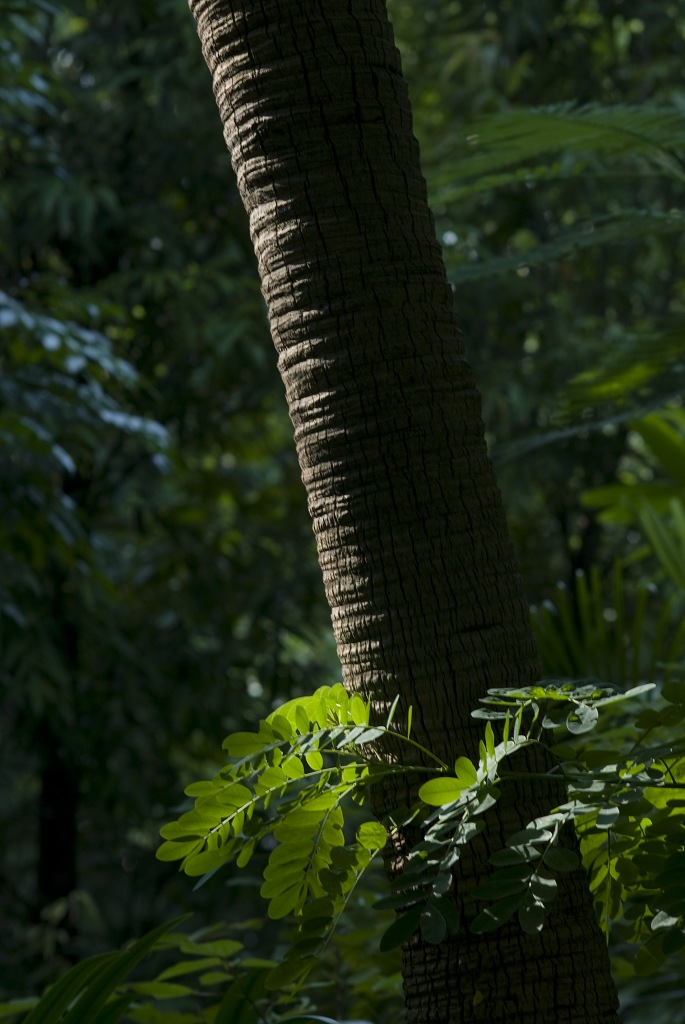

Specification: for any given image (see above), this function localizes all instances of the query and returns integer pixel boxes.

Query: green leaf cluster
[378,722,513,948]
[401,693,588,939]
[10,676,685,1020]
[158,685,394,988]
[468,681,685,971]
[158,676,685,973]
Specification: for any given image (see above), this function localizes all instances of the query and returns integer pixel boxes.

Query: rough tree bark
[188,1,620,1020]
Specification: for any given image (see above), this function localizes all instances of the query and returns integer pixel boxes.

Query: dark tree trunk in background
[188,1,620,1020]
[36,720,79,907]
[36,579,80,913]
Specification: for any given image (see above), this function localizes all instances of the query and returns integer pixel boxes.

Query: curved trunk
[188,1,620,1020]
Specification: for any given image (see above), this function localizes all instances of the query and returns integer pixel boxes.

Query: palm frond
[432,104,685,192]
[493,332,685,465]
[530,562,685,686]
[582,483,683,525]
[634,499,685,591]
[562,325,685,418]
[434,164,671,205]
[582,411,685,530]
[449,209,684,285]
[493,397,685,466]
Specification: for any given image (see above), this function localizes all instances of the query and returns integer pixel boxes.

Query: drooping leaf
[518,897,548,935]
[542,847,580,873]
[470,893,524,934]
[420,905,448,945]
[379,907,423,952]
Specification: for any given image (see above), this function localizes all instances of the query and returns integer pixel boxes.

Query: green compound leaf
[295,704,311,734]
[634,938,665,977]
[662,681,685,706]
[374,891,424,912]
[282,755,305,779]
[489,846,530,867]
[157,676,685,974]
[505,828,553,847]
[350,694,369,725]
[304,750,324,771]
[270,714,294,740]
[471,708,510,720]
[431,895,461,934]
[530,872,558,903]
[595,807,620,830]
[318,868,346,895]
[157,956,221,981]
[264,956,315,991]
[267,885,305,921]
[129,980,193,999]
[184,781,218,798]
[236,838,256,868]
[662,930,685,955]
[156,839,202,863]
[651,910,680,931]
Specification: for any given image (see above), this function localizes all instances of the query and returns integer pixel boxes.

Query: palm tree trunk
[188,1,620,1020]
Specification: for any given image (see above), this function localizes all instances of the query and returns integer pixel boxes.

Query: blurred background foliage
[0,0,336,993]
[1,0,685,1021]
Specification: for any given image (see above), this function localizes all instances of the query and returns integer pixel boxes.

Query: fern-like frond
[492,402,685,466]
[434,164,670,204]
[562,324,685,418]
[493,328,685,465]
[449,209,684,285]
[432,104,685,191]
[634,499,685,591]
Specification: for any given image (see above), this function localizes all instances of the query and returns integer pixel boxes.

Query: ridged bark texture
[188,1,621,1021]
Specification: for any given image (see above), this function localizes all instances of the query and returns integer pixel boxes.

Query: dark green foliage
[0,0,333,988]
[582,409,685,595]
[0,916,322,1024]
[392,2,685,595]
[530,559,685,685]
[433,104,685,195]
